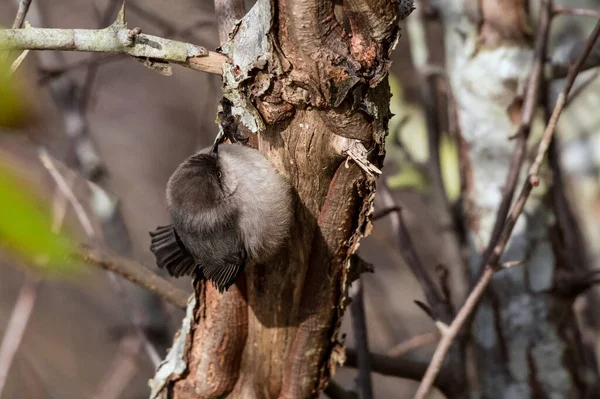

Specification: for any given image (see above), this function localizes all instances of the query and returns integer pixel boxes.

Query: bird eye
[217,171,222,178]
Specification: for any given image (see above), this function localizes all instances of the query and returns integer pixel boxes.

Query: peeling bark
[149,0,413,398]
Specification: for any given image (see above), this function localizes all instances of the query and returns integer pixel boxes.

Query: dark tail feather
[149,225,197,277]
[202,261,245,293]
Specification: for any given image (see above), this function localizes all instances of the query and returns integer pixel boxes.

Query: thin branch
[349,278,373,399]
[0,6,227,75]
[378,183,451,323]
[387,331,438,357]
[343,349,452,395]
[372,206,401,221]
[9,47,29,73]
[6,1,33,72]
[81,246,189,311]
[324,380,358,399]
[38,147,95,238]
[413,17,600,399]
[554,6,600,19]
[530,20,600,181]
[11,0,32,29]
[0,276,40,396]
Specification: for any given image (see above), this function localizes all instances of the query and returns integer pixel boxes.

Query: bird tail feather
[149,225,198,277]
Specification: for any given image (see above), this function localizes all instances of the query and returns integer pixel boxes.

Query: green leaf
[0,165,79,276]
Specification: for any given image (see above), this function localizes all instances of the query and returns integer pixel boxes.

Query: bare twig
[82,246,189,310]
[344,349,452,395]
[372,206,401,221]
[9,47,29,73]
[324,380,358,399]
[554,6,600,19]
[38,147,95,238]
[11,0,32,29]
[6,0,33,71]
[413,17,600,399]
[215,0,246,45]
[530,20,600,182]
[0,276,40,396]
[378,183,451,323]
[0,6,227,75]
[349,278,373,399]
[387,331,438,357]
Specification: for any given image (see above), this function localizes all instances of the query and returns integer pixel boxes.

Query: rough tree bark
[149,0,413,398]
[439,0,600,397]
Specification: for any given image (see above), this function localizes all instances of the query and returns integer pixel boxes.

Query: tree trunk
[149,0,413,398]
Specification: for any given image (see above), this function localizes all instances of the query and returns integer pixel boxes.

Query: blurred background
[1,0,600,398]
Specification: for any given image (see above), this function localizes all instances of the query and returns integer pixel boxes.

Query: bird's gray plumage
[150,143,293,292]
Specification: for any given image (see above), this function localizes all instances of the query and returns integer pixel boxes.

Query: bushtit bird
[149,143,293,292]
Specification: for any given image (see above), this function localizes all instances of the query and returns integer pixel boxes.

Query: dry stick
[413,17,600,399]
[0,276,40,396]
[372,206,401,221]
[82,246,188,310]
[6,0,33,71]
[37,13,212,85]
[349,277,373,399]
[344,349,452,391]
[11,0,32,29]
[554,6,600,18]
[0,7,227,75]
[379,183,449,323]
[387,331,438,358]
[38,148,95,236]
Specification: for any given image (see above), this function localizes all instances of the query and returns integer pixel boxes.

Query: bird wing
[192,220,247,293]
[149,225,200,278]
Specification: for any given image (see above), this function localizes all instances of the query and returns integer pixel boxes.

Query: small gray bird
[149,142,293,292]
